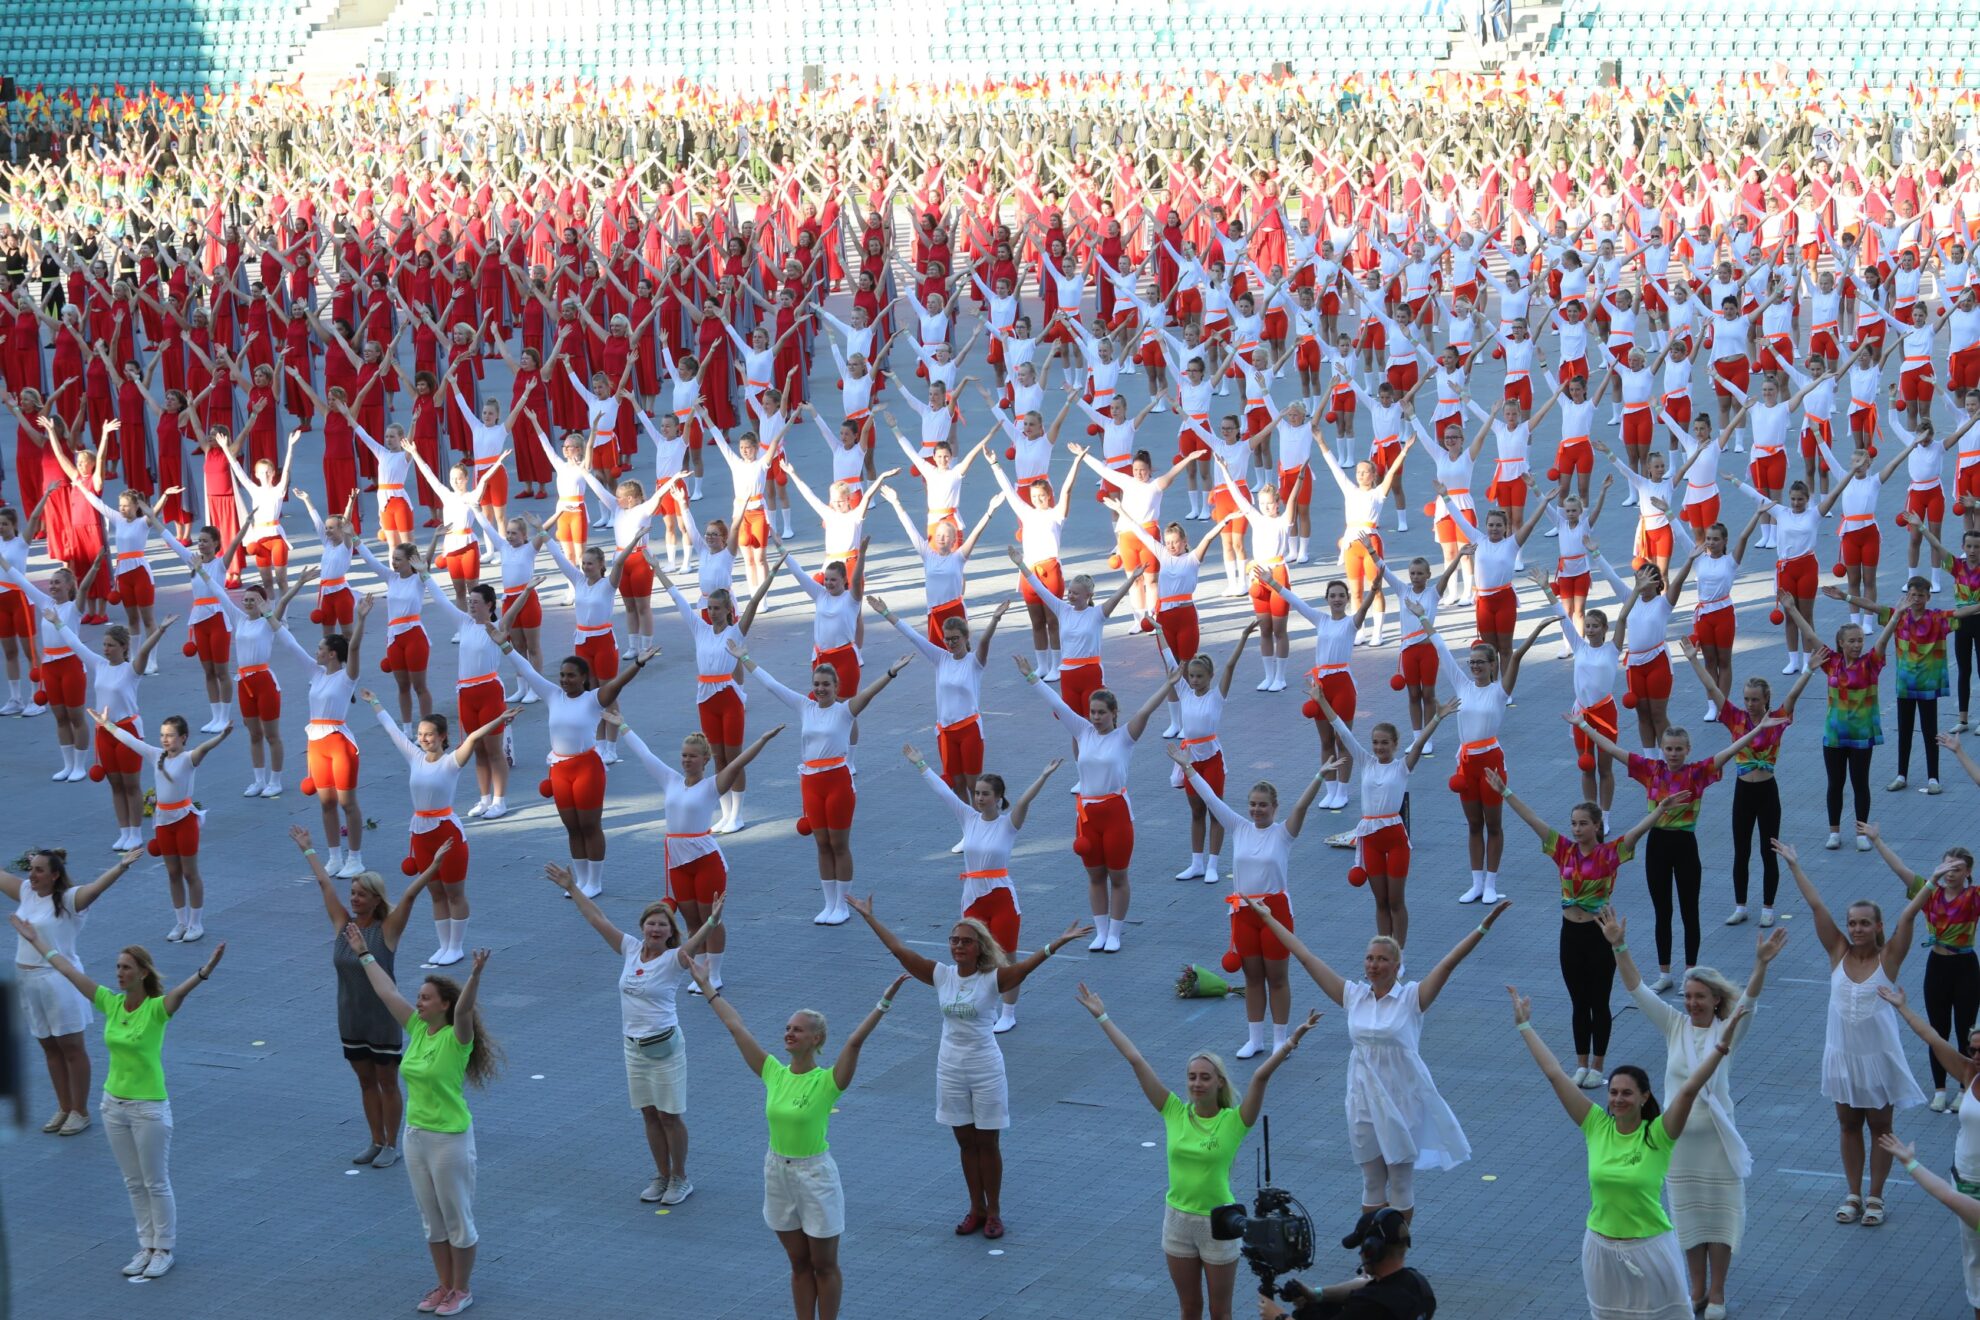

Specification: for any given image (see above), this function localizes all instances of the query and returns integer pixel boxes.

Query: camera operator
[1257,1209,1434,1320]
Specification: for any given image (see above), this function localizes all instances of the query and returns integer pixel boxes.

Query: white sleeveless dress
[1342,980,1470,1171]
[1820,960,1924,1110]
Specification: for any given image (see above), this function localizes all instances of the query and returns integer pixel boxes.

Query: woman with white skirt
[1778,837,1929,1228]
[542,864,721,1205]
[1507,983,1745,1320]
[1878,1132,1980,1320]
[1602,907,1787,1319]
[1244,897,1508,1219]
[844,892,1087,1240]
[1879,984,1980,1317]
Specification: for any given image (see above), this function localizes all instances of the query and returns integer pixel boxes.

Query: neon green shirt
[401,1021,474,1133]
[763,1057,843,1157]
[1161,1093,1253,1215]
[1582,1106,1675,1238]
[92,986,169,1101]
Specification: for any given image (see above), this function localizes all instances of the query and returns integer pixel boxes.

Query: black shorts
[341,1039,404,1065]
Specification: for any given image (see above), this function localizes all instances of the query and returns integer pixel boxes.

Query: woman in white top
[90,709,232,941]
[62,429,159,640]
[1778,837,1929,1229]
[351,538,436,729]
[6,845,140,1136]
[52,614,172,851]
[359,692,516,967]
[292,488,359,637]
[210,571,309,798]
[499,635,657,898]
[1247,897,1508,1220]
[1734,477,1824,673]
[1605,909,1784,1318]
[407,447,509,628]
[1880,984,1980,1313]
[1013,653,1174,952]
[1673,510,1766,724]
[1165,626,1255,884]
[614,714,782,980]
[726,638,910,925]
[222,426,301,596]
[653,560,778,835]
[846,892,1088,1241]
[870,595,1011,805]
[1011,545,1139,751]
[544,539,639,761]
[876,488,998,646]
[268,595,372,876]
[990,454,1078,676]
[1169,752,1325,1059]
[543,866,723,1206]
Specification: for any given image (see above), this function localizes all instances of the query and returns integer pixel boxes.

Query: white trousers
[404,1125,479,1248]
[102,1095,175,1250]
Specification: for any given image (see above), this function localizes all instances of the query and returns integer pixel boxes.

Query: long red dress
[200,440,246,586]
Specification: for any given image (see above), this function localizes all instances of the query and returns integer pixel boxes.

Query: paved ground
[4,271,1974,1320]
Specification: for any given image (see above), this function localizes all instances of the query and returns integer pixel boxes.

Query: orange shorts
[306,730,361,793]
[38,654,86,707]
[1073,792,1134,871]
[1158,603,1200,662]
[409,820,469,884]
[1277,466,1313,507]
[698,685,746,745]
[1475,584,1517,637]
[1249,561,1290,617]
[937,716,986,779]
[1358,823,1411,880]
[380,496,415,535]
[191,613,231,665]
[1116,528,1157,576]
[1398,641,1438,688]
[438,542,481,583]
[502,584,542,629]
[237,668,281,721]
[1574,697,1620,762]
[94,718,142,775]
[799,765,856,831]
[964,886,1021,959]
[1342,534,1383,586]
[1680,494,1720,531]
[618,546,654,600]
[478,465,510,507]
[248,532,291,568]
[1019,559,1065,607]
[1635,523,1675,565]
[1435,506,1477,546]
[552,508,588,545]
[1230,891,1294,960]
[1210,483,1250,533]
[1627,651,1673,702]
[151,813,200,858]
[1692,607,1734,649]
[668,851,728,905]
[382,628,431,675]
[737,508,769,550]
[547,749,607,813]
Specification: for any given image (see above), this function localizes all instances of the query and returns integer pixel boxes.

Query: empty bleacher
[0,0,313,97]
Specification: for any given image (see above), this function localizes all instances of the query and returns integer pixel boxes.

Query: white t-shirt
[618,934,691,1037]
[934,961,1003,1064]
[15,887,85,966]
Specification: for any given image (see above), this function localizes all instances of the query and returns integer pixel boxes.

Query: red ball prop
[1621,691,1638,709]
[181,642,199,657]
[31,688,46,705]
[1301,699,1322,720]
[27,665,39,682]
[380,656,397,673]
[1004,446,1017,461]
[106,589,122,607]
[1347,866,1369,887]
[1577,753,1596,772]
[401,858,420,876]
[537,778,555,798]
[1108,554,1123,570]
[1422,502,1437,517]
[1832,562,1847,578]
[1546,467,1561,481]
[146,838,162,856]
[309,608,325,624]
[1894,511,1910,529]
[87,764,106,783]
[1219,950,1244,974]
[1139,617,1155,634]
[1324,410,1338,424]
[1769,609,1786,626]
[300,776,317,796]
[796,816,814,836]
[1447,774,1466,793]
[1388,673,1407,691]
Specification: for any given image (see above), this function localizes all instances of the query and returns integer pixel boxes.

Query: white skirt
[1581,1229,1692,1320]
[624,1033,687,1114]
[1668,1124,1745,1251]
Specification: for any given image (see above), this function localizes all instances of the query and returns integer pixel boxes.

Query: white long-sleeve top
[1742,484,1821,561]
[1622,593,1674,665]
[375,707,465,834]
[788,473,869,558]
[356,428,415,513]
[421,580,507,685]
[74,485,151,579]
[1027,676,1135,800]
[899,436,967,518]
[918,765,1021,908]
[1026,568,1105,665]
[224,602,280,680]
[1282,588,1359,674]
[884,612,984,728]
[1816,439,1883,532]
[503,649,606,758]
[1693,552,1736,617]
[1428,632,1509,748]
[273,625,358,739]
[1088,461,1163,532]
[621,729,723,868]
[897,517,968,610]
[161,530,230,627]
[61,626,141,722]
[451,388,512,483]
[750,664,854,770]
[301,503,356,595]
[223,448,287,537]
[353,541,429,640]
[1555,596,1619,712]
[992,464,1068,564]
[1378,563,1441,650]
[1129,525,1202,611]
[1329,718,1410,831]
[1448,512,1519,593]
[547,540,620,646]
[1174,685,1224,765]
[663,581,744,703]
[102,724,199,824]
[783,551,859,653]
[1184,767,1294,899]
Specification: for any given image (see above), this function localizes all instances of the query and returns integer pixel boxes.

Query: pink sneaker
[435,1291,474,1316]
[417,1285,450,1313]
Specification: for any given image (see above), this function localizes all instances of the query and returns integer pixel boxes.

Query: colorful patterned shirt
[1946,554,1980,609]
[1626,754,1724,832]
[1718,703,1791,776]
[1877,605,1952,700]
[1546,829,1635,913]
[1821,649,1885,749]
[1906,874,1980,952]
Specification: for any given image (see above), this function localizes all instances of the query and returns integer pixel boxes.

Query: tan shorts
[1162,1204,1240,1264]
[763,1149,845,1239]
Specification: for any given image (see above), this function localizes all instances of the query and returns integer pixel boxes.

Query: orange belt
[194,596,219,609]
[576,621,614,637]
[667,830,710,841]
[1459,737,1501,759]
[939,713,980,734]
[1179,735,1218,750]
[238,663,270,677]
[1158,593,1194,610]
[1311,663,1348,676]
[1841,512,1876,531]
[156,798,191,813]
[459,671,499,687]
[379,483,405,494]
[388,614,421,628]
[803,756,848,772]
[961,867,1010,881]
[320,576,347,590]
[116,550,145,562]
[1059,654,1099,669]
[697,673,733,684]
[308,718,347,729]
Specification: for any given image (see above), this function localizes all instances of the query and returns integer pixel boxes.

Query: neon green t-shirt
[1161,1093,1253,1215]
[92,986,169,1101]
[1582,1105,1675,1238]
[763,1057,843,1158]
[401,1021,474,1133]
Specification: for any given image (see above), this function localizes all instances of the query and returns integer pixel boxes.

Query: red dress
[511,368,553,487]
[154,409,190,526]
[115,377,154,497]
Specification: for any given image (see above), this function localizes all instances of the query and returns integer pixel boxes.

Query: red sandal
[983,1216,1006,1240]
[954,1212,984,1236]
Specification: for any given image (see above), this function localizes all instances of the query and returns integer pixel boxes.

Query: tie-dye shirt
[1546,830,1636,913]
[1905,874,1980,952]
[1820,649,1885,749]
[1626,755,1724,832]
[1876,605,1951,700]
[1718,702,1792,776]
[1946,554,1980,609]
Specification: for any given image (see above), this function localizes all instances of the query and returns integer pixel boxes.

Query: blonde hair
[1683,966,1741,1019]
[1367,934,1403,964]
[794,1008,828,1048]
[1248,780,1280,810]
[120,945,165,997]
[953,917,1012,969]
[351,871,393,925]
[682,732,713,760]
[1187,1051,1240,1111]
[636,901,681,947]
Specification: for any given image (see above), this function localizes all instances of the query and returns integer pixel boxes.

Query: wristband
[1025,671,1039,684]
[912,759,928,771]
[877,999,893,1012]
[1474,924,1489,936]
[1096,1012,1111,1024]
[358,953,376,966]
[1613,942,1628,953]
[303,847,318,857]
[198,969,209,980]
[1516,1021,1536,1034]
[1905,1158,1921,1173]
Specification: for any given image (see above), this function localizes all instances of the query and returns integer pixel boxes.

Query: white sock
[448,917,466,956]
[1271,1022,1290,1051]
[1483,871,1499,898]
[251,766,268,789]
[705,952,724,985]
[1469,869,1485,892]
[345,850,363,872]
[1245,1020,1267,1051]
[1033,649,1049,673]
[174,905,190,929]
[834,880,853,912]
[433,918,449,956]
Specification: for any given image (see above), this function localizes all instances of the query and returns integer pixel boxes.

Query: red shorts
[1277,465,1314,507]
[1295,339,1322,372]
[1371,437,1404,479]
[1615,408,1649,454]
[0,589,27,638]
[548,748,606,812]
[1554,440,1593,476]
[1182,750,1226,805]
[1850,406,1879,442]
[94,718,142,775]
[248,533,291,568]
[1960,465,1980,506]
[1019,558,1065,607]
[502,584,542,630]
[1435,505,1477,546]
[1558,357,1589,385]
[1635,523,1675,565]
[1749,452,1787,492]
[1386,361,1420,395]
[383,628,432,675]
[1059,661,1104,721]
[1952,346,1980,393]
[1230,891,1294,960]
[698,684,746,745]
[1840,524,1881,567]
[668,851,728,906]
[1777,552,1818,600]
[799,765,856,831]
[152,813,200,858]
[115,565,155,608]
[380,496,415,535]
[1158,603,1200,662]
[1680,494,1720,531]
[39,654,86,707]
[1692,606,1735,648]
[317,586,356,627]
[1626,651,1673,703]
[1343,534,1383,587]
[1249,561,1290,617]
[1574,697,1619,762]
[1907,485,1947,526]
[439,542,481,583]
[1665,395,1692,431]
[192,613,231,665]
[1116,529,1157,577]
[1811,328,1841,361]
[1756,335,1794,374]
[812,642,859,698]
[964,886,1021,958]
[1475,584,1516,637]
[737,508,768,550]
[1073,792,1134,871]
[1901,364,1935,405]
[306,730,361,793]
[1210,482,1250,532]
[1358,320,1387,352]
[237,668,281,722]
[1488,472,1531,508]
[1454,744,1505,804]
[1398,640,1438,688]
[1712,356,1750,399]
[458,677,505,735]
[1320,290,1341,315]
[1313,668,1357,723]
[937,715,986,779]
[1357,823,1411,880]
[409,820,469,884]
[478,465,510,507]
[577,633,620,683]
[1554,571,1591,600]
[618,546,654,601]
[1504,376,1534,411]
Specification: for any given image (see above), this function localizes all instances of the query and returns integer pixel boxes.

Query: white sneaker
[334,854,366,878]
[820,907,849,926]
[1759,908,1777,927]
[1482,884,1501,904]
[640,1176,669,1202]
[243,779,265,797]
[520,689,541,704]
[167,921,187,943]
[1725,906,1748,925]
[1176,859,1206,880]
[65,765,88,782]
[1255,675,1273,692]
[481,800,508,820]
[182,922,204,943]
[1856,834,1872,851]
[51,763,69,782]
[0,698,20,716]
[660,1177,693,1205]
[1457,880,1485,904]
[1887,775,1908,791]
[814,905,837,926]
[141,1251,174,1279]
[1235,1037,1266,1060]
[1924,779,1944,795]
[123,1249,153,1277]
[600,744,622,765]
[467,800,489,819]
[993,1009,1017,1034]
[21,702,45,717]
[1650,973,1674,992]
[1161,720,1181,739]
[1931,1090,1952,1113]
[1824,832,1842,850]
[1704,703,1718,723]
[1102,931,1122,953]
[259,780,283,797]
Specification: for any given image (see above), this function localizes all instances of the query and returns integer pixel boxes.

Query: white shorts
[624,1033,687,1114]
[1162,1204,1241,1264]
[1581,1228,1691,1320]
[20,963,90,1038]
[935,1055,1010,1130]
[763,1149,845,1239]
[1963,1210,1980,1307]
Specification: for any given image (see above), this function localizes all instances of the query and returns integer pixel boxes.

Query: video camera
[1208,1116,1316,1299]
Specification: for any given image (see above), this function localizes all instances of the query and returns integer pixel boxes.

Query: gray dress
[333,922,402,1059]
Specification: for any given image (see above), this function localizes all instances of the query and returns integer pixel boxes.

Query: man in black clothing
[1261,1208,1434,1320]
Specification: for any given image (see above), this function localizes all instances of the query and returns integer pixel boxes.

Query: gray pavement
[2,285,1970,1320]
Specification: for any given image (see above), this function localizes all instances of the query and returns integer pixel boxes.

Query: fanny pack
[630,1027,679,1060]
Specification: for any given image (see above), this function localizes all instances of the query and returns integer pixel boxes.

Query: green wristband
[1905,1158,1921,1174]
[1516,1021,1536,1034]
[1096,1012,1111,1024]
[303,847,317,857]
[1613,943,1628,953]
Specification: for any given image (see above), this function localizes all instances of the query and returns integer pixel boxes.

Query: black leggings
[1824,745,1874,830]
[1730,776,1782,907]
[1896,696,1942,780]
[1925,950,1980,1090]
[1559,917,1616,1059]
[1957,617,1980,716]
[1644,827,1702,969]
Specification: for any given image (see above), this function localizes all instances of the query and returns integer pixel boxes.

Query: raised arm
[843,894,938,984]
[1239,896,1347,1005]
[1416,900,1512,1011]
[1510,985,1595,1124]
[831,973,911,1092]
[1073,984,1171,1112]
